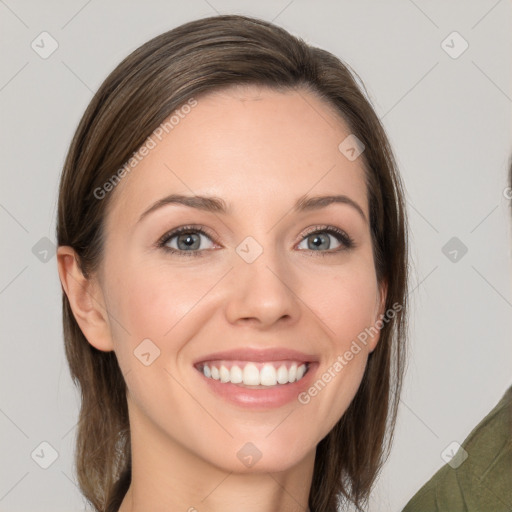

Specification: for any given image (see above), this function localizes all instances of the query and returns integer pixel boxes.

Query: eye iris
[178,233,200,250]
[309,233,330,250]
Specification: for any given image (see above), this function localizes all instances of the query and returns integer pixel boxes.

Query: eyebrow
[137,193,367,223]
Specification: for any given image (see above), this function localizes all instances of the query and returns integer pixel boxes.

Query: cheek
[104,258,227,380]
[311,262,380,346]
[103,263,214,426]
[108,261,207,341]
[298,263,380,431]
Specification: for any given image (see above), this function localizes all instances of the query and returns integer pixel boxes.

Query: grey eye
[165,231,215,252]
[297,232,342,251]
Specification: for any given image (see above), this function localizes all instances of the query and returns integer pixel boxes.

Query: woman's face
[90,85,385,473]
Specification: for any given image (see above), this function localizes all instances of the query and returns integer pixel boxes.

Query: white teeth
[201,361,309,387]
[288,363,297,383]
[219,365,230,383]
[276,364,288,384]
[260,364,277,386]
[243,363,260,385]
[230,365,243,383]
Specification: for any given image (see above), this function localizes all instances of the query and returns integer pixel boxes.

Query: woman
[56,14,408,512]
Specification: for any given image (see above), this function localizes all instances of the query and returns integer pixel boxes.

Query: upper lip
[194,347,319,365]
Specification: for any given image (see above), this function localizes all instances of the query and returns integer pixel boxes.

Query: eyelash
[156,224,355,258]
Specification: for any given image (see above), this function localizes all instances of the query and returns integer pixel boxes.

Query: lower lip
[196,364,317,409]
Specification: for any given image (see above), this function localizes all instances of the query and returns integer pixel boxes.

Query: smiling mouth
[195,360,310,388]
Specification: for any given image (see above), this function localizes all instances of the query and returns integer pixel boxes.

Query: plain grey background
[1,1,511,511]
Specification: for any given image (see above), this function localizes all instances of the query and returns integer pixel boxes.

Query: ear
[368,280,388,353]
[57,246,114,352]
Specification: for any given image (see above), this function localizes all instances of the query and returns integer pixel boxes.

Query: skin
[57,85,386,512]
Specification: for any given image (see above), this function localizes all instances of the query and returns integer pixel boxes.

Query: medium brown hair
[56,14,408,512]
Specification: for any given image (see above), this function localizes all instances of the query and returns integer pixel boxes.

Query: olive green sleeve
[401,384,512,512]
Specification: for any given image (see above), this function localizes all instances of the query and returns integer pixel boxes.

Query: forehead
[105,85,369,228]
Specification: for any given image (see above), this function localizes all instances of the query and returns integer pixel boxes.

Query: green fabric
[402,384,512,512]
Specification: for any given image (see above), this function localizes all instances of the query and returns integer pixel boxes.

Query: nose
[224,246,301,328]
